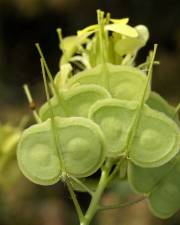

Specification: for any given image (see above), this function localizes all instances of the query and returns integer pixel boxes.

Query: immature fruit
[90,99,180,167]
[39,84,111,120]
[68,63,149,101]
[17,117,106,185]
[128,156,180,218]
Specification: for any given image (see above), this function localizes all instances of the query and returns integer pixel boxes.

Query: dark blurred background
[0,1,179,225]
[0,0,180,122]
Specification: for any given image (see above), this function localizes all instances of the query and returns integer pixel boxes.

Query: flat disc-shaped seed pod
[148,156,180,218]
[17,120,62,185]
[39,84,111,120]
[17,117,106,184]
[57,117,106,177]
[89,99,137,157]
[129,105,180,167]
[147,91,179,124]
[68,63,148,101]
[39,98,66,120]
[65,85,111,117]
[128,160,175,194]
[68,64,104,87]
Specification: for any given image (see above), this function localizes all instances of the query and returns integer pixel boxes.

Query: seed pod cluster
[17,10,180,219]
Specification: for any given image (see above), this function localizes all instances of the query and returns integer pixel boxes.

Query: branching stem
[98,197,146,211]
[66,179,84,222]
[81,161,113,225]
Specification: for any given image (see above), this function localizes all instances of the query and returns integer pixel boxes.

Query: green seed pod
[148,156,180,218]
[17,117,106,185]
[90,99,180,166]
[147,91,179,124]
[129,105,180,167]
[39,84,111,120]
[17,120,61,185]
[128,160,175,194]
[58,117,106,177]
[68,63,149,101]
[89,98,137,157]
[128,155,180,218]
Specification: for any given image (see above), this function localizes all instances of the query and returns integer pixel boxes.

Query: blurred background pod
[0,123,22,190]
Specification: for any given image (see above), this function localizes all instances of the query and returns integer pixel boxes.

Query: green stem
[81,161,112,225]
[66,179,84,223]
[23,84,41,123]
[98,197,146,211]
[71,176,94,196]
[35,43,69,115]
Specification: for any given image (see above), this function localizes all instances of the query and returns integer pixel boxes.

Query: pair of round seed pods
[128,155,180,219]
[90,95,180,218]
[17,117,106,185]
[127,91,180,218]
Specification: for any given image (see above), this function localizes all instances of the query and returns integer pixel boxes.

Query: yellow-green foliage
[0,123,21,190]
